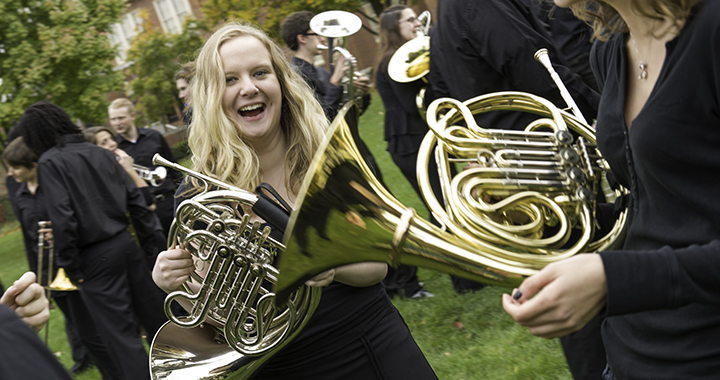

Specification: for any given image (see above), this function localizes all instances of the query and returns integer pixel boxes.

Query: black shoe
[70,361,92,374]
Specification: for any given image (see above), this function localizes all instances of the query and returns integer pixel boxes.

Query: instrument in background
[272,50,628,305]
[388,35,431,120]
[416,10,432,37]
[36,221,78,345]
[37,221,77,292]
[534,48,588,125]
[133,163,167,187]
[148,155,321,380]
[311,10,368,113]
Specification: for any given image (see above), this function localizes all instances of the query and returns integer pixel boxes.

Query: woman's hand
[502,253,607,339]
[304,262,388,288]
[152,246,195,293]
[0,272,50,332]
[114,148,135,171]
[38,221,53,245]
[305,269,335,287]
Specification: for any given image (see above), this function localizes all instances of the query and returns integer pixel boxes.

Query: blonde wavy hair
[188,21,327,197]
[569,0,704,40]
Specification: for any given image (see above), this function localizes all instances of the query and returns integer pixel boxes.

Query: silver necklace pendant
[638,63,648,80]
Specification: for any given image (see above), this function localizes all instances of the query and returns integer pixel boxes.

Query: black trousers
[154,194,176,241]
[55,293,122,380]
[76,231,167,380]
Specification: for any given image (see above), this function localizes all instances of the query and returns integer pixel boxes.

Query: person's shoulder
[139,127,163,137]
[690,0,720,32]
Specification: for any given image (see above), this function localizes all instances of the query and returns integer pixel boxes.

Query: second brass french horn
[273,51,627,305]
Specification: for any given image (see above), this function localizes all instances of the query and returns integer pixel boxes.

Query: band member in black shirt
[3,137,120,379]
[108,97,181,239]
[16,101,167,380]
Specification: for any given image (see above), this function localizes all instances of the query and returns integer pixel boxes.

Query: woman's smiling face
[220,35,283,146]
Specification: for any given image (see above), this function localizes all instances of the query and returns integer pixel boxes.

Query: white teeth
[240,103,263,112]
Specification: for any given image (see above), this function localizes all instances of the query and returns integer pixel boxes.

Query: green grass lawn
[0,93,572,379]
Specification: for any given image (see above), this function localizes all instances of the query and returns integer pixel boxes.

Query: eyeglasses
[302,32,318,36]
[399,17,419,25]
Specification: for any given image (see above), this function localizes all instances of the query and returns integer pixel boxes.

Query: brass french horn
[272,50,627,305]
[148,156,321,380]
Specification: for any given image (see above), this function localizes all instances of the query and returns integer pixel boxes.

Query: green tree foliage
[124,13,209,127]
[0,0,125,141]
[200,0,369,42]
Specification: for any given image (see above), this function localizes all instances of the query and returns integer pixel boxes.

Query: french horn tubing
[148,155,321,380]
[273,50,628,306]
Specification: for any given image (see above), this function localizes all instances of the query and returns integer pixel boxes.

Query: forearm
[333,262,388,287]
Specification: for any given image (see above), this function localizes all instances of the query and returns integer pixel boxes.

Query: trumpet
[132,163,167,187]
[148,154,321,380]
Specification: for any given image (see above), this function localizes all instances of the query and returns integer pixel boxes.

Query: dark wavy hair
[83,126,116,145]
[376,5,409,69]
[17,101,82,157]
[569,0,705,40]
[280,11,315,51]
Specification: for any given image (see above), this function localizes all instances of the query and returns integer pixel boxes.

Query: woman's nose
[239,79,259,97]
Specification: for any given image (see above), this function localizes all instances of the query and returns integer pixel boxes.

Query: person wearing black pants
[3,136,120,379]
[16,101,168,380]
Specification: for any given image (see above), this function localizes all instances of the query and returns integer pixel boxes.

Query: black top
[13,184,48,283]
[36,134,158,281]
[116,126,181,196]
[428,0,599,130]
[592,0,720,378]
[291,56,343,121]
[0,305,72,379]
[375,57,428,155]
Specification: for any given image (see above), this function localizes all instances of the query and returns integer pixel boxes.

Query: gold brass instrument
[148,154,321,380]
[272,51,628,305]
[388,35,431,120]
[37,221,77,292]
[311,10,368,112]
[37,221,77,345]
[416,10,432,37]
[133,163,167,187]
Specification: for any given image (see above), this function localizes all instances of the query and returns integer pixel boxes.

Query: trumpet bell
[46,268,78,292]
[310,10,362,38]
[388,36,430,83]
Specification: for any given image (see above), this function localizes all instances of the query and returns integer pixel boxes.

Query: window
[109,10,143,64]
[153,0,192,34]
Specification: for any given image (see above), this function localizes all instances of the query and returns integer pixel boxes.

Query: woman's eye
[225,77,237,84]
[254,70,267,78]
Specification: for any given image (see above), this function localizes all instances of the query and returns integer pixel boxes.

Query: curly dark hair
[569,0,705,41]
[280,11,315,51]
[16,101,82,157]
